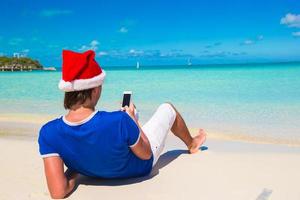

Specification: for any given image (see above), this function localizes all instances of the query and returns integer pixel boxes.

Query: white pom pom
[58,80,73,92]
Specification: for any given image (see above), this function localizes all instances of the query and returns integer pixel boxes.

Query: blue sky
[0,0,300,67]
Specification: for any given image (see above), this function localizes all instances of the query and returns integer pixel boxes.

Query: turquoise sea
[1,62,300,143]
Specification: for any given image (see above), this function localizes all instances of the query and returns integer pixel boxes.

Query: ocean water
[1,63,300,143]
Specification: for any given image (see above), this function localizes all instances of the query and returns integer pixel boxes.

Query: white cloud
[243,40,254,45]
[240,35,263,46]
[159,50,192,58]
[129,49,144,56]
[90,40,99,51]
[96,49,193,59]
[79,40,100,51]
[79,45,88,51]
[119,27,128,33]
[90,40,99,47]
[98,51,108,56]
[280,13,300,28]
[40,9,73,17]
[292,31,300,37]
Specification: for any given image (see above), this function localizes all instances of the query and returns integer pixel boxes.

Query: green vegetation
[0,56,43,71]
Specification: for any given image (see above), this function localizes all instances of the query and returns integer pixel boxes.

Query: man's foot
[189,129,207,154]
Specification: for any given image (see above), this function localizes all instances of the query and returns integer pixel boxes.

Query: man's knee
[159,102,177,128]
[159,102,172,109]
[163,102,176,111]
[162,102,172,107]
[158,102,177,118]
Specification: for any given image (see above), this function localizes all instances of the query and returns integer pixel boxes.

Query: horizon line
[51,60,300,69]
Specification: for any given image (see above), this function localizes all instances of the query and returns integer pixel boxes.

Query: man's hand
[123,102,138,122]
[122,102,152,160]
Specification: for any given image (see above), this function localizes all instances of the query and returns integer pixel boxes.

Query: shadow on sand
[67,146,208,197]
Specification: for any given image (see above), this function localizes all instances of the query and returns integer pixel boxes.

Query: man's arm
[124,103,152,160]
[130,127,152,160]
[43,156,78,199]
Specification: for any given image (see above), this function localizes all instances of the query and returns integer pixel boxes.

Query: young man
[38,50,206,199]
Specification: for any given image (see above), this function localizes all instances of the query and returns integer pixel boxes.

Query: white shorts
[142,103,177,166]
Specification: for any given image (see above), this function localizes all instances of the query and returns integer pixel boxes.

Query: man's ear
[91,87,98,97]
[92,86,101,97]
[96,86,102,95]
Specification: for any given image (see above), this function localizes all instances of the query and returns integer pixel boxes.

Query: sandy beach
[1,119,300,200]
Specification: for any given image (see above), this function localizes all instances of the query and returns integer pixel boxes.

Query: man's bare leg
[168,103,206,154]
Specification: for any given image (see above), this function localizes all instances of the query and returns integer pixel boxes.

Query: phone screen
[122,93,131,107]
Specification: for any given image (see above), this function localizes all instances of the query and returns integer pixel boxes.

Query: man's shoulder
[39,117,61,135]
[98,110,127,120]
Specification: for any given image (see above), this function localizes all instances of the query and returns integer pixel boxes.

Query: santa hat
[58,50,106,92]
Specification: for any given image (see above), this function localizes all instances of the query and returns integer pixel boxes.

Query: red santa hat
[58,50,106,92]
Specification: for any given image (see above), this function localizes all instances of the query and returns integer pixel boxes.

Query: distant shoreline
[0,56,49,72]
[1,60,299,72]
[102,60,300,69]
[0,68,56,72]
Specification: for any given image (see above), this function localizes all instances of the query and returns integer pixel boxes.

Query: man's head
[64,86,102,110]
[58,50,106,110]
[58,50,106,92]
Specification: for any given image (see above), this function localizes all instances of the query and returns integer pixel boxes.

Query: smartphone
[122,91,132,107]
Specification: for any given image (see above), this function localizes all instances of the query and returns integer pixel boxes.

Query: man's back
[38,110,153,178]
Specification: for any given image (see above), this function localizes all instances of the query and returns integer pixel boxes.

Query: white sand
[1,132,300,200]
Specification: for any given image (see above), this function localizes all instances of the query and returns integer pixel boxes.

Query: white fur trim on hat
[58,70,106,92]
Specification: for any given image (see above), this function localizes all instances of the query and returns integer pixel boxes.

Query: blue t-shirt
[38,111,153,178]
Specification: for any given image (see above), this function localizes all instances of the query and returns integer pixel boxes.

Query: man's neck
[65,106,95,123]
